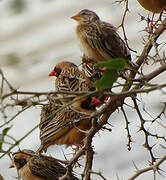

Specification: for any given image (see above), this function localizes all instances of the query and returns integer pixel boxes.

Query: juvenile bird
[9,149,78,180]
[49,61,97,104]
[71,9,137,70]
[137,0,166,28]
[37,96,98,154]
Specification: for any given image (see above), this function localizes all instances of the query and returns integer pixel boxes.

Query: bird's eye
[54,68,61,77]
[81,12,86,15]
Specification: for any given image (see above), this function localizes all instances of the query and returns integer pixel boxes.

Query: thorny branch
[117,0,137,53]
[132,98,156,164]
[129,154,166,180]
[121,105,132,151]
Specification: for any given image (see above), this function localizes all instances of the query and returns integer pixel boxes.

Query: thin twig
[128,155,166,180]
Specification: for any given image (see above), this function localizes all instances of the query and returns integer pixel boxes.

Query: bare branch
[129,155,166,180]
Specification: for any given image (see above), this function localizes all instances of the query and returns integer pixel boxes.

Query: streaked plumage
[49,61,96,104]
[9,149,78,180]
[37,96,97,153]
[71,9,137,69]
[82,55,103,83]
[40,95,62,130]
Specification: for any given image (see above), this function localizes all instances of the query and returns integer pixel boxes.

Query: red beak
[90,97,101,106]
[9,162,15,168]
[71,14,80,21]
[49,70,57,76]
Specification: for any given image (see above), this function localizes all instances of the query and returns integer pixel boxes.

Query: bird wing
[84,21,131,61]
[40,103,57,129]
[82,55,103,82]
[40,108,81,142]
[29,156,66,179]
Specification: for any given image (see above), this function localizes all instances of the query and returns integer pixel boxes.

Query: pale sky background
[0,0,166,180]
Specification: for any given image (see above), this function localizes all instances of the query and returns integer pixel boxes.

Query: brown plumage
[137,0,166,13]
[37,96,97,153]
[82,55,103,83]
[71,9,137,69]
[39,96,62,131]
[49,61,96,104]
[137,0,166,29]
[9,149,78,180]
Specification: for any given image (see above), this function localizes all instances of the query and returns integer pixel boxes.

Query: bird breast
[19,164,44,180]
[137,0,166,13]
[76,24,106,61]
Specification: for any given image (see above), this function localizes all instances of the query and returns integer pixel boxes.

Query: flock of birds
[8,2,166,180]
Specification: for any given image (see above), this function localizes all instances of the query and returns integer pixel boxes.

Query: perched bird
[82,55,103,83]
[9,149,78,180]
[49,61,97,104]
[71,9,137,70]
[39,95,62,131]
[137,0,166,28]
[37,96,98,154]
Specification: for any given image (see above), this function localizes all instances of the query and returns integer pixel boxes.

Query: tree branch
[129,154,166,180]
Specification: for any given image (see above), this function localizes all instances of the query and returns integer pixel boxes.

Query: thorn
[132,160,139,170]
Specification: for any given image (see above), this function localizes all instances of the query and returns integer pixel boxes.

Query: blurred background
[0,0,166,179]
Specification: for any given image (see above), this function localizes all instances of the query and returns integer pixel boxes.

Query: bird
[49,61,97,105]
[9,149,78,180]
[37,96,98,154]
[82,55,103,83]
[71,9,137,70]
[137,0,166,28]
[81,55,108,103]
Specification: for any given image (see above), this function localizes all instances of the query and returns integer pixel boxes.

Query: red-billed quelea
[49,61,97,104]
[9,149,78,180]
[37,96,98,153]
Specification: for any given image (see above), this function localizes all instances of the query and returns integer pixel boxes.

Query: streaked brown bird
[82,55,103,83]
[81,55,109,103]
[137,0,166,28]
[9,149,78,180]
[39,95,62,131]
[49,61,97,104]
[71,9,136,70]
[37,96,98,154]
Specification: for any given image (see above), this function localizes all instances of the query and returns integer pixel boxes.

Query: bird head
[49,61,76,77]
[9,149,34,170]
[72,96,101,114]
[71,9,99,24]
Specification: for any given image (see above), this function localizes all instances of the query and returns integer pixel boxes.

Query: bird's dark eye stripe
[14,157,20,163]
[14,158,27,169]
[54,68,61,77]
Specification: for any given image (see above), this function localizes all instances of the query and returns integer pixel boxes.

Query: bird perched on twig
[71,9,137,70]
[9,149,78,180]
[137,0,166,29]
[49,61,98,105]
[37,96,98,154]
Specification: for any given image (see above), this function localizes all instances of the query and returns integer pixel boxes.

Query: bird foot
[150,22,157,32]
